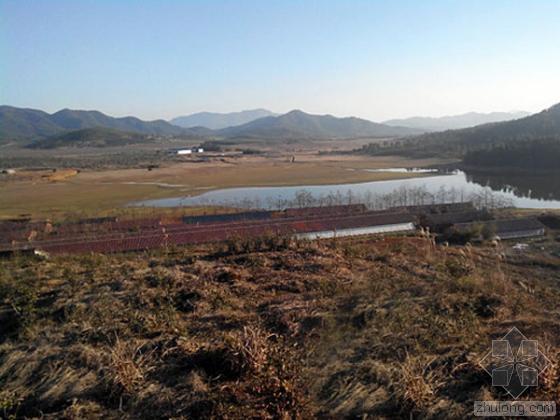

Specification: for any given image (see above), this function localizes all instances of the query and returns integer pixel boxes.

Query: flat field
[0,153,450,219]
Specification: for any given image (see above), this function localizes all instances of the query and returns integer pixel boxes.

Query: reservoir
[131,169,560,210]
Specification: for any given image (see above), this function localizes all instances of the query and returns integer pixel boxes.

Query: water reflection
[130,169,560,210]
[464,170,560,201]
[363,168,439,174]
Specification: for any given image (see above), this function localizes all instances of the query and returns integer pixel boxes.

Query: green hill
[28,127,153,149]
[0,106,62,143]
[50,109,186,136]
[463,138,560,171]
[218,110,421,139]
[0,106,193,144]
[383,111,529,131]
[361,103,560,157]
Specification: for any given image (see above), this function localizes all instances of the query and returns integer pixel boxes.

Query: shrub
[0,268,38,336]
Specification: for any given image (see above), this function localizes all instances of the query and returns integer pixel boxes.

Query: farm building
[420,210,493,233]
[393,202,476,215]
[0,208,418,255]
[296,213,416,240]
[391,201,475,214]
[282,204,367,218]
[175,148,204,155]
[76,216,118,224]
[182,204,369,225]
[538,214,560,230]
[182,211,272,225]
[453,218,546,240]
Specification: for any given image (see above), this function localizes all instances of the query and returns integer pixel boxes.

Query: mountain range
[4,104,555,150]
[28,127,152,149]
[362,103,560,157]
[419,104,560,145]
[0,106,421,146]
[0,106,196,144]
[216,110,421,139]
[383,111,530,132]
[170,109,277,130]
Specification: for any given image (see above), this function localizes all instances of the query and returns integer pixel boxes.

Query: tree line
[463,138,560,171]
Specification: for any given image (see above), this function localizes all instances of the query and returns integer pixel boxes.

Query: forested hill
[383,111,529,131]
[0,106,191,144]
[218,110,421,139]
[463,138,560,171]
[28,127,152,149]
[360,103,560,158]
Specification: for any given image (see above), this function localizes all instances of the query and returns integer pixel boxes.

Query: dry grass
[399,355,446,411]
[107,336,156,398]
[0,233,560,418]
[0,155,439,219]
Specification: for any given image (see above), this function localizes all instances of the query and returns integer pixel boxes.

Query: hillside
[27,127,152,149]
[463,138,560,171]
[2,106,421,145]
[50,109,186,136]
[0,106,62,142]
[219,110,420,140]
[2,234,560,418]
[362,103,560,157]
[383,111,529,132]
[0,106,192,144]
[171,109,277,129]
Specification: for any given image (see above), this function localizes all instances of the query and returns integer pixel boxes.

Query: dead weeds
[0,234,559,418]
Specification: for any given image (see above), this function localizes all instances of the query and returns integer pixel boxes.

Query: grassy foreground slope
[1,234,560,418]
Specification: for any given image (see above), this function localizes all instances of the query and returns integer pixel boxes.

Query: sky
[2,0,560,122]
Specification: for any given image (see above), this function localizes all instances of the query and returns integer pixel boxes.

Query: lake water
[131,169,560,210]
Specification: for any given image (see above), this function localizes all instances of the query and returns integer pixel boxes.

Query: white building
[296,222,416,240]
[176,148,203,155]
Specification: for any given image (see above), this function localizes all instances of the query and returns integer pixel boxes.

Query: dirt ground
[0,154,450,219]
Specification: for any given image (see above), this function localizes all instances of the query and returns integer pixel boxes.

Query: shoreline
[0,155,446,219]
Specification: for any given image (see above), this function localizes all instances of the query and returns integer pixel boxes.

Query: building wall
[496,228,545,240]
[295,222,416,240]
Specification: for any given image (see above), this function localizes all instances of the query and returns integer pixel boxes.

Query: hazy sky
[2,0,560,121]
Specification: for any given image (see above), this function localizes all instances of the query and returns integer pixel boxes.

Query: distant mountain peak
[383,110,531,131]
[0,105,195,144]
[170,109,277,129]
[372,101,560,158]
[217,109,422,140]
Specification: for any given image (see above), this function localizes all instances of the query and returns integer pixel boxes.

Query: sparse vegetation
[1,232,560,418]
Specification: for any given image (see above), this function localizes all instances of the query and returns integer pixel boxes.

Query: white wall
[295,222,416,240]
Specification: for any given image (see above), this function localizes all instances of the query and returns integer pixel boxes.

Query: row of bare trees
[192,184,514,211]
